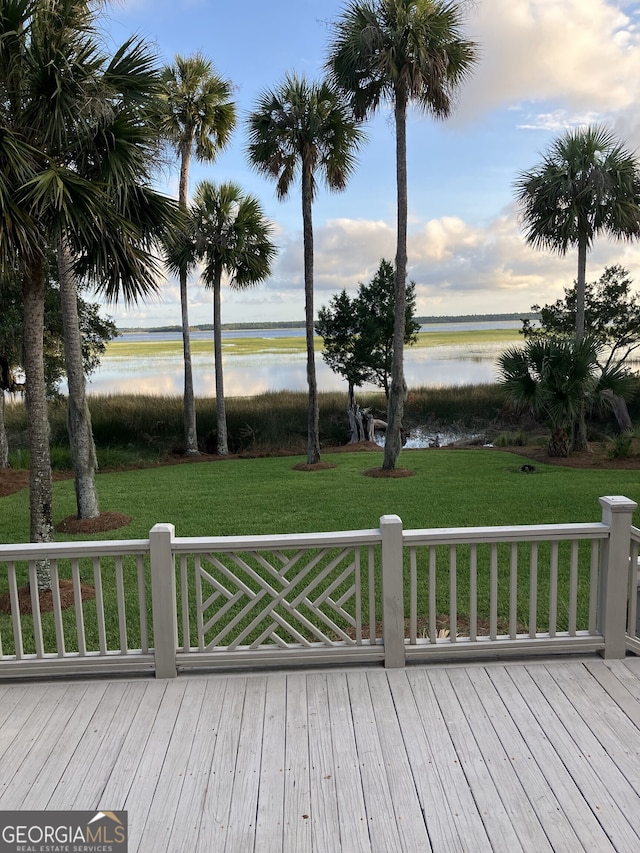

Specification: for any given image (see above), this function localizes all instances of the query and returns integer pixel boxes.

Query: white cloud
[457,0,640,122]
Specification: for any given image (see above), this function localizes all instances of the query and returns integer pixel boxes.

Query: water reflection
[86,341,505,396]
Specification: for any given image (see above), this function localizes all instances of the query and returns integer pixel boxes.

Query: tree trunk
[575,234,588,344]
[600,388,632,432]
[347,382,375,443]
[213,266,228,456]
[571,235,590,449]
[383,90,408,471]
[22,255,53,590]
[302,165,320,465]
[179,141,199,455]
[59,241,100,519]
[548,427,570,458]
[572,403,588,452]
[0,390,8,468]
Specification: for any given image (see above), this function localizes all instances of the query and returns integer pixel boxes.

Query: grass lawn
[3,447,640,543]
[2,448,640,656]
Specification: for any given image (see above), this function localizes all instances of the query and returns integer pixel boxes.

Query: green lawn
[2,447,640,543]
[2,449,639,656]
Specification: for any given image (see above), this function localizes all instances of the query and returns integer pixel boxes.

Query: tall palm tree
[160,53,236,455]
[60,35,177,520]
[167,181,277,456]
[516,125,640,344]
[498,337,634,457]
[326,0,478,469]
[0,0,177,584]
[247,73,362,465]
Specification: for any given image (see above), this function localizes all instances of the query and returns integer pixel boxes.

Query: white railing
[628,524,640,657]
[0,495,638,679]
[0,539,154,678]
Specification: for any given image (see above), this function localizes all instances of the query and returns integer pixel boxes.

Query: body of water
[84,321,520,397]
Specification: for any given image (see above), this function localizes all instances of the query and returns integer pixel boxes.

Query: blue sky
[102,0,640,327]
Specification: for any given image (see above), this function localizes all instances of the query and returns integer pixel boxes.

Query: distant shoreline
[118,312,539,334]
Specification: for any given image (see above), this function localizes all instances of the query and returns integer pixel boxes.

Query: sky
[100,0,640,328]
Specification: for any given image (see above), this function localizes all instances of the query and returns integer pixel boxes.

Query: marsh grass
[3,385,510,468]
[104,327,520,359]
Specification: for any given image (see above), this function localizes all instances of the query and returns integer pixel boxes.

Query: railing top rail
[631,525,640,544]
[172,528,382,553]
[403,522,609,546]
[0,539,150,561]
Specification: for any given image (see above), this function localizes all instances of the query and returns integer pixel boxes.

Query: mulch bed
[0,578,95,615]
[292,462,337,471]
[55,512,131,534]
[363,466,415,478]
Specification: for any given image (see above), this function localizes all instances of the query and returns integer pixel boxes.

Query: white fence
[0,496,638,679]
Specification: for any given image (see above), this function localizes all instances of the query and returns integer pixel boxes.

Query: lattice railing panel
[185,545,377,651]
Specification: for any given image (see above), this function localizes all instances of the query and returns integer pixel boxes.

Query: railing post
[598,496,638,659]
[380,514,406,668]
[149,523,178,678]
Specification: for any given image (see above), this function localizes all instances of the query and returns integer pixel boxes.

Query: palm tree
[498,337,634,457]
[326,0,478,469]
[160,53,236,455]
[59,35,177,520]
[0,0,177,584]
[247,73,362,465]
[516,125,640,344]
[167,181,277,456]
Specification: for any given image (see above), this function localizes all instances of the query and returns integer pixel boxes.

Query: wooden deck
[2,658,640,851]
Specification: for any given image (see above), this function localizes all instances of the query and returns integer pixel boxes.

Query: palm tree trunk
[179,142,199,455]
[302,166,320,465]
[59,240,100,519]
[383,90,408,471]
[573,233,589,449]
[576,234,588,343]
[213,267,228,456]
[22,255,53,590]
[0,390,8,468]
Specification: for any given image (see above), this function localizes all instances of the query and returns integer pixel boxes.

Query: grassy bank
[4,384,511,469]
[105,327,521,358]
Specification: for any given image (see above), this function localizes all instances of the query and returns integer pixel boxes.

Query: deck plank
[446,667,554,851]
[166,677,228,853]
[196,677,247,851]
[605,659,640,702]
[46,680,151,810]
[419,668,524,852]
[1,658,640,852]
[325,671,371,853]
[546,662,640,789]
[254,673,287,853]
[282,673,312,853]
[346,670,405,852]
[365,671,432,851]
[512,663,640,851]
[137,679,208,850]
[465,666,584,850]
[306,673,342,853]
[487,665,616,851]
[0,683,85,805]
[121,679,188,849]
[584,659,640,729]
[96,679,169,812]
[9,681,110,810]
[224,676,267,853]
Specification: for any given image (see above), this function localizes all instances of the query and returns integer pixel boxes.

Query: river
[85,321,521,397]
